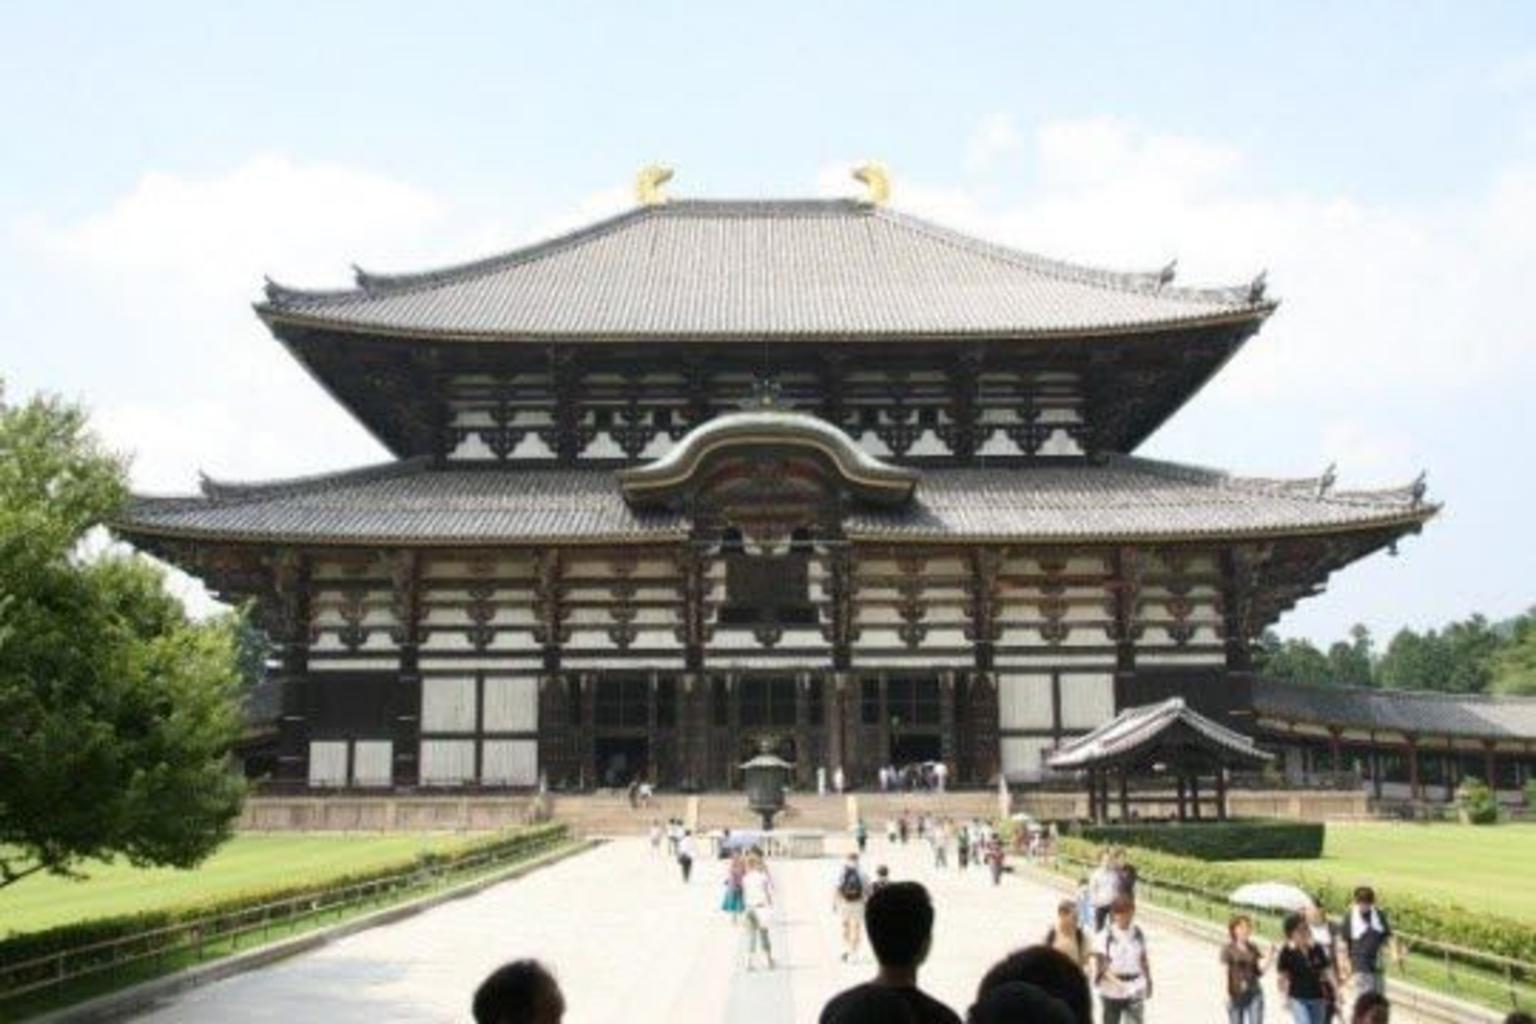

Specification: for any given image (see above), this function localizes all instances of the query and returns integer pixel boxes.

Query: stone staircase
[549,790,1006,838]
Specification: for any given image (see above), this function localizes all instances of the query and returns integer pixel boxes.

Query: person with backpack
[1045,897,1092,969]
[1221,913,1272,1024]
[1092,896,1151,1024]
[1339,886,1398,1003]
[854,818,869,854]
[832,851,871,962]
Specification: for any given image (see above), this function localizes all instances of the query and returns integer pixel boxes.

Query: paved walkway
[131,836,1425,1023]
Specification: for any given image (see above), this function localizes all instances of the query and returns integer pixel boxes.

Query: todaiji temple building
[115,167,1535,804]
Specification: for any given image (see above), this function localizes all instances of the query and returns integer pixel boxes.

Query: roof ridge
[260,205,658,310]
[196,457,433,503]
[874,207,1273,310]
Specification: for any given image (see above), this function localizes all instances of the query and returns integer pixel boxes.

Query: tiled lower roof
[116,455,1435,547]
[1253,678,1536,742]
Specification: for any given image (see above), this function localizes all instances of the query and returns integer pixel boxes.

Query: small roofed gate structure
[1048,698,1273,823]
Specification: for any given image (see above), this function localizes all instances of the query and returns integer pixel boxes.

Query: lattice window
[739,677,796,727]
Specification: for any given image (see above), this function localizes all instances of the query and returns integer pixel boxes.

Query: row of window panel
[307,739,539,787]
[422,676,538,733]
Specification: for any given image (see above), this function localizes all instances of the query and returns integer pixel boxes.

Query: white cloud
[966,112,1025,172]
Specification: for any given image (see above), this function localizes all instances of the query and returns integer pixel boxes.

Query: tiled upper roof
[258,199,1274,341]
[1253,678,1536,742]
[1048,697,1274,769]
[116,455,1434,547]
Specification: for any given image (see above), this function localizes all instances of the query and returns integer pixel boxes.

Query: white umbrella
[1229,882,1314,912]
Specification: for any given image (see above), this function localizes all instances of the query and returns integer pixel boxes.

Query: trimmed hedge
[1058,835,1536,965]
[0,823,568,973]
[1075,820,1324,860]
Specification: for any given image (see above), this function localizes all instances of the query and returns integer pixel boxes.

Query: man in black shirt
[819,882,961,1024]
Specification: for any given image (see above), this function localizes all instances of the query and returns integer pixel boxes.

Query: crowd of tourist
[468,827,1529,1024]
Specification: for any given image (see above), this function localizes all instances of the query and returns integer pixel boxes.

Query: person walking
[1221,914,1270,1024]
[929,823,948,869]
[854,817,869,854]
[1278,911,1330,1024]
[1044,898,1091,969]
[1340,887,1397,1004]
[1305,900,1342,1020]
[834,765,846,794]
[819,882,962,1024]
[648,819,662,856]
[1088,850,1121,931]
[677,829,698,883]
[721,850,746,920]
[985,836,1006,886]
[1092,896,1151,1024]
[742,853,776,970]
[956,827,971,871]
[833,851,871,963]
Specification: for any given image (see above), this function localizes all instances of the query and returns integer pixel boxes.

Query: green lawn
[0,833,486,937]
[1229,821,1536,919]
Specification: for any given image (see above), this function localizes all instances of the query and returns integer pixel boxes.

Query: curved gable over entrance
[617,408,919,513]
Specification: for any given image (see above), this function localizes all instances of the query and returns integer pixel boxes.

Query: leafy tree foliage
[1491,610,1536,696]
[0,382,245,890]
[1260,612,1533,695]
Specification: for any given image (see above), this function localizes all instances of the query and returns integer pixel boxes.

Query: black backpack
[839,866,864,901]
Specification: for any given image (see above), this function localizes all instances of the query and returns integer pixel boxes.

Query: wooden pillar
[1485,743,1498,793]
[1118,769,1130,822]
[1407,737,1421,802]
[1175,775,1187,822]
[1329,728,1343,774]
[827,672,847,784]
[939,672,957,777]
[1216,766,1229,821]
[1190,774,1202,820]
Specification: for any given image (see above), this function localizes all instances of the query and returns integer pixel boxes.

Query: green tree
[0,382,245,890]
[1255,630,1332,685]
[1491,609,1536,696]
[1326,623,1375,687]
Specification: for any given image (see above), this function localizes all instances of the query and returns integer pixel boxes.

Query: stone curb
[1017,864,1504,1024]
[31,839,598,1024]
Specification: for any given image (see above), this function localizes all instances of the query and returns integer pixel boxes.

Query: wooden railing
[0,828,572,1012]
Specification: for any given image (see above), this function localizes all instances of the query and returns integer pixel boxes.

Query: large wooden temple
[116,168,1440,795]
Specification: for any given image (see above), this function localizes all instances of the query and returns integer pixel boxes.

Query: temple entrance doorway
[594,737,648,788]
[890,733,942,768]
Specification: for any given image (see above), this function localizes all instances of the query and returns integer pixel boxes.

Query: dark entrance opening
[594,737,648,787]
[890,733,942,767]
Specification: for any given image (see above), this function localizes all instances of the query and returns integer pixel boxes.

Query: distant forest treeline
[1256,607,1536,696]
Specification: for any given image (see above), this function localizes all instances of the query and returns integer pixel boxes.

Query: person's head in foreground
[1352,990,1390,1024]
[1283,911,1312,948]
[1228,914,1253,945]
[1353,885,1376,908]
[865,882,934,975]
[1109,894,1135,928]
[973,946,1091,1024]
[473,960,564,1024]
[876,865,890,881]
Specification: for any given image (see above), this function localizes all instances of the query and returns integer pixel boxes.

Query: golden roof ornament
[635,164,674,206]
[852,162,890,205]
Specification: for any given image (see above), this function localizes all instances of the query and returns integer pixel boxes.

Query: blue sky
[3,2,1534,641]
